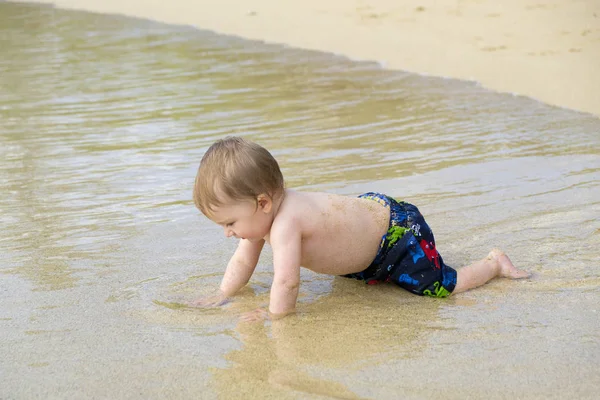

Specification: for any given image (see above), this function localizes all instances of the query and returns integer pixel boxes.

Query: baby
[192,136,529,320]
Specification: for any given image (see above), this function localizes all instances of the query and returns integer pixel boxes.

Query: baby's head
[193,136,284,227]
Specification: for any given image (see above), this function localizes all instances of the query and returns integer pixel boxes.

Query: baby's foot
[489,249,530,279]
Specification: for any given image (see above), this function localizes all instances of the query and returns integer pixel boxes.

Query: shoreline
[20,0,600,116]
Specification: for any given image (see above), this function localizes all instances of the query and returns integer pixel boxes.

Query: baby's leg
[453,249,529,294]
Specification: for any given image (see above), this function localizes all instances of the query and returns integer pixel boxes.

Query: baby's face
[209,197,273,242]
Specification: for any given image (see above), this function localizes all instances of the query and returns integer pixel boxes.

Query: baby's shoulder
[280,190,334,216]
[271,191,325,231]
[276,190,312,222]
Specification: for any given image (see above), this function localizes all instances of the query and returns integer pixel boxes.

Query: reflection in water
[214,323,368,399]
[210,278,446,399]
[1,2,599,399]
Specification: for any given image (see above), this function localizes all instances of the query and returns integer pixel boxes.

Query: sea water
[1,2,599,399]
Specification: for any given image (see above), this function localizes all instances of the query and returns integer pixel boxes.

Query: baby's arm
[220,238,265,296]
[268,223,301,318]
[191,238,263,307]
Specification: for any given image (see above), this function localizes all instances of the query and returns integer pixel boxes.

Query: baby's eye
[226,222,234,227]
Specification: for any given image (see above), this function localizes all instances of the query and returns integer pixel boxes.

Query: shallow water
[1,2,599,399]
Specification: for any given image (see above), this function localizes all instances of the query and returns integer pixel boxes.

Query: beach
[2,2,600,399]
[22,0,600,117]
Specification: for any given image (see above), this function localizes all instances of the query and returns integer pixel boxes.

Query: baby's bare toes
[508,269,530,279]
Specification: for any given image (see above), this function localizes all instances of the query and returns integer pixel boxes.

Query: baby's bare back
[278,191,390,275]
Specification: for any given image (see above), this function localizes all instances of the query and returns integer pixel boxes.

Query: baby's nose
[224,228,234,238]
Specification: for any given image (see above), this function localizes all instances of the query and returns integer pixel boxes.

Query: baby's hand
[240,308,269,322]
[240,308,295,322]
[188,291,229,308]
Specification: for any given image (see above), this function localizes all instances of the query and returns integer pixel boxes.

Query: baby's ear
[257,194,272,213]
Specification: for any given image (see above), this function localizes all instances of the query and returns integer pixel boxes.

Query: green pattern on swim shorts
[387,225,410,248]
[423,281,452,298]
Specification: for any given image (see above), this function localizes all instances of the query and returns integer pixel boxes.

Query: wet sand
[2,2,599,399]
[21,0,600,116]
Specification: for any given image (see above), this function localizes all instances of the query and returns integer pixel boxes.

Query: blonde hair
[193,136,284,216]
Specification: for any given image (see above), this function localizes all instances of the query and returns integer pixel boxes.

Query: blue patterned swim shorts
[344,192,457,297]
